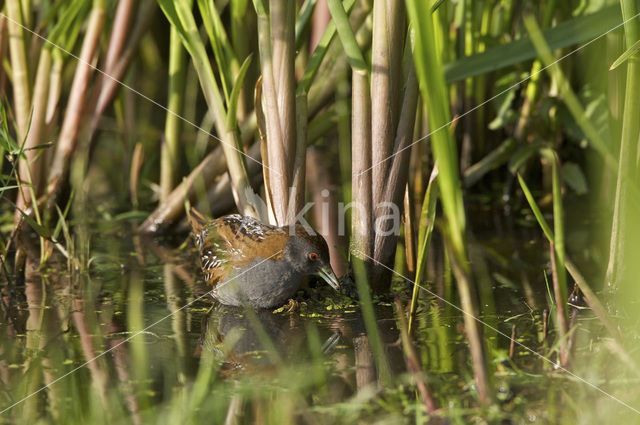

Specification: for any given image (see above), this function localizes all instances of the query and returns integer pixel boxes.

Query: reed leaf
[610,38,640,70]
[406,0,491,404]
[5,0,31,139]
[326,0,368,73]
[444,5,622,83]
[408,166,438,334]
[197,0,238,103]
[297,0,357,95]
[352,256,393,387]
[516,173,554,241]
[226,54,253,131]
[406,1,465,261]
[295,0,318,50]
[606,0,640,291]
[160,23,188,201]
[524,15,616,169]
[158,0,259,218]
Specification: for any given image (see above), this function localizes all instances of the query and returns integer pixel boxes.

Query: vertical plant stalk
[103,0,135,73]
[407,5,466,261]
[513,1,554,142]
[307,147,348,276]
[17,48,51,209]
[394,298,438,413]
[351,70,372,272]
[45,52,64,125]
[288,94,308,221]
[310,0,329,51]
[445,238,491,405]
[606,0,640,289]
[130,142,144,208]
[270,0,297,163]
[6,0,31,139]
[159,0,259,219]
[517,173,622,342]
[0,17,7,95]
[549,152,569,365]
[160,25,188,201]
[254,0,290,224]
[91,0,156,125]
[406,0,491,404]
[353,335,376,389]
[403,185,416,274]
[352,256,393,387]
[45,0,106,207]
[325,0,372,275]
[71,297,110,407]
[372,65,419,291]
[408,165,439,334]
[254,77,277,222]
[230,0,252,119]
[370,0,404,210]
[106,321,142,422]
[22,274,47,423]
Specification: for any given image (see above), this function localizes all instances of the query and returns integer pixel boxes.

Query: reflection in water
[200,304,403,392]
[0,235,408,423]
[0,221,558,423]
[202,306,308,369]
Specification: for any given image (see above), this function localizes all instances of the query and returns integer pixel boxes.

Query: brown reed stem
[45,0,106,208]
[6,0,31,139]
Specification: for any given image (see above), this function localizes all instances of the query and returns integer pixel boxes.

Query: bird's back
[188,209,289,288]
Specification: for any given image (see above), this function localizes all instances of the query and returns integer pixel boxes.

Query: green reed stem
[606,0,640,290]
[408,166,438,334]
[5,0,31,139]
[406,0,491,404]
[160,25,187,201]
[353,257,392,387]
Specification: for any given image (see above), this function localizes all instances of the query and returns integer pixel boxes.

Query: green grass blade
[463,137,517,188]
[352,256,393,387]
[610,38,640,70]
[48,0,89,46]
[326,0,368,73]
[197,0,237,103]
[407,0,491,404]
[295,0,318,50]
[516,173,554,242]
[408,167,439,333]
[431,0,447,13]
[406,2,465,260]
[13,203,52,240]
[544,148,568,316]
[444,5,621,83]
[524,15,616,169]
[226,54,253,130]
[297,0,357,95]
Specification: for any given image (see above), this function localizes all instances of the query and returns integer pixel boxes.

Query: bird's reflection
[198,302,403,392]
[200,306,316,371]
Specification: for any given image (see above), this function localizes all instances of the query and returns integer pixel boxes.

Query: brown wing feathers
[189,208,228,287]
[188,209,287,288]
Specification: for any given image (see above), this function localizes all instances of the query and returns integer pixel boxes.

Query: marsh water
[0,206,619,424]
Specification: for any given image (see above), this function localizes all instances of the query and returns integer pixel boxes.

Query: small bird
[189,209,340,309]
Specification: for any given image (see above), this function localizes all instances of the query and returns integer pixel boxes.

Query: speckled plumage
[189,209,340,308]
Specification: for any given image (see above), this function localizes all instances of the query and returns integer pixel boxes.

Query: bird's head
[283,225,340,291]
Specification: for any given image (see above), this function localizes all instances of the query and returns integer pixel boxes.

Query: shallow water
[0,210,622,424]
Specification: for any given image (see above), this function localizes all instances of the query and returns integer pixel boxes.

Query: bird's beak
[317,266,340,291]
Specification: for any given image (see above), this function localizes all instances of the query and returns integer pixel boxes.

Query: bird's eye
[308,252,319,261]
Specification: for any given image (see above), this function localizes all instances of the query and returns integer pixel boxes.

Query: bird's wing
[189,209,230,287]
[189,211,287,288]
